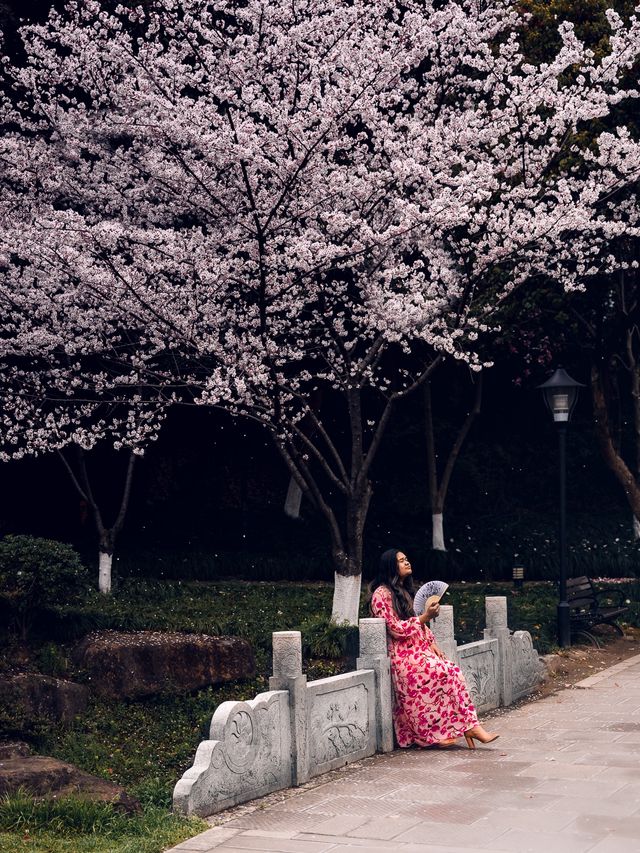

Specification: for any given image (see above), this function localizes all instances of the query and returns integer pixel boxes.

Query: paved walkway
[167,654,640,853]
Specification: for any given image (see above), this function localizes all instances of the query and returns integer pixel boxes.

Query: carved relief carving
[173,690,292,817]
[509,630,543,699]
[458,640,499,713]
[307,673,376,775]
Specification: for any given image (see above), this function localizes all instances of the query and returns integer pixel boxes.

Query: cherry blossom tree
[2,0,640,622]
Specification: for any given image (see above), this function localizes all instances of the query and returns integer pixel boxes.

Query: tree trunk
[57,446,137,594]
[431,512,445,551]
[424,371,482,551]
[98,551,113,594]
[284,476,303,518]
[591,363,640,520]
[326,480,371,624]
[331,572,363,625]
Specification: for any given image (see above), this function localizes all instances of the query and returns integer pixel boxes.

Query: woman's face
[396,551,412,579]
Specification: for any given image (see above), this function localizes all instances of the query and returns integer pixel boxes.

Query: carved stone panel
[306,671,376,777]
[457,639,499,714]
[509,631,544,701]
[173,690,292,817]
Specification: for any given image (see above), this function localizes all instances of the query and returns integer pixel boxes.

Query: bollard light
[512,566,525,589]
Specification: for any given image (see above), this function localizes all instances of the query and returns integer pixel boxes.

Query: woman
[370,548,499,749]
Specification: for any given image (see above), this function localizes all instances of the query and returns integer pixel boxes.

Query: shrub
[0,535,91,641]
[300,614,359,660]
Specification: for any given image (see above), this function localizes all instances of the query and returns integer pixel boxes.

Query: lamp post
[538,367,584,648]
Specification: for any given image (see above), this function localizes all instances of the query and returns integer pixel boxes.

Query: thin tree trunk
[284,476,303,518]
[629,326,640,539]
[424,371,483,551]
[591,363,640,520]
[57,446,137,594]
[99,551,113,594]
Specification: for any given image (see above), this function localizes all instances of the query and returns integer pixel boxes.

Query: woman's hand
[419,600,440,623]
[425,600,440,621]
[431,642,446,660]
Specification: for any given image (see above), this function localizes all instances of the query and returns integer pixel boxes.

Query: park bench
[567,576,629,646]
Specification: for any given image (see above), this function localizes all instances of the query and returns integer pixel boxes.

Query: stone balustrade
[173,596,544,817]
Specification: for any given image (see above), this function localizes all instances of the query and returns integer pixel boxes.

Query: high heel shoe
[464,726,499,749]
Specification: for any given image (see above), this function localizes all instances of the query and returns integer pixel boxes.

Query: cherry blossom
[1,0,639,621]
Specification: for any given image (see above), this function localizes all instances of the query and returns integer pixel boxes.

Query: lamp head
[538,367,584,423]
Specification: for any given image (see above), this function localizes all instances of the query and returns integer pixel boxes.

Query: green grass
[0,793,206,853]
[2,576,639,852]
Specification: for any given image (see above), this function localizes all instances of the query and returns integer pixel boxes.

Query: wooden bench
[567,576,629,646]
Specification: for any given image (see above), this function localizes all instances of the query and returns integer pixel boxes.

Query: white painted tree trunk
[634,516,640,540]
[284,476,303,519]
[98,551,112,594]
[331,572,362,625]
[432,512,446,551]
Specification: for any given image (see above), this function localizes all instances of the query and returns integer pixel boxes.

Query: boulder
[0,741,31,760]
[0,755,140,813]
[73,630,256,699]
[0,674,89,728]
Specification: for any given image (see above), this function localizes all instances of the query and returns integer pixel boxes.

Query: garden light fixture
[512,566,524,589]
[538,367,584,648]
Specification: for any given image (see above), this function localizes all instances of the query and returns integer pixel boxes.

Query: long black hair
[369,547,415,619]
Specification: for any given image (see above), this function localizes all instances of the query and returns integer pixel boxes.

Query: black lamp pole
[538,367,584,648]
[557,422,570,647]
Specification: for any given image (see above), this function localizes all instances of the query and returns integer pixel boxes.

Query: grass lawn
[1,576,638,852]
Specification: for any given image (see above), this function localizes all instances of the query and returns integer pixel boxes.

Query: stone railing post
[356,618,393,753]
[483,596,513,706]
[269,631,308,785]
[430,604,458,664]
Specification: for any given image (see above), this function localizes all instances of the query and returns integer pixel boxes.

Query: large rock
[73,630,256,699]
[0,755,140,813]
[0,674,89,728]
[0,741,31,760]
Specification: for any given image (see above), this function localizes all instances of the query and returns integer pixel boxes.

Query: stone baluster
[356,618,393,753]
[430,604,458,664]
[483,596,513,706]
[269,631,308,785]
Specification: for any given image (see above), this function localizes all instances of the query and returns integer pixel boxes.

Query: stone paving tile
[214,836,335,852]
[237,832,297,840]
[392,819,508,847]
[529,778,627,799]
[398,801,490,825]
[266,790,338,810]
[377,783,479,805]
[590,765,640,783]
[223,812,331,832]
[485,829,606,853]
[346,814,424,840]
[515,761,604,780]
[540,795,640,818]
[297,837,512,853]
[470,808,574,832]
[569,813,640,837]
[587,837,640,853]
[169,828,241,850]
[466,791,558,811]
[303,815,369,836]
[447,753,540,779]
[303,794,407,817]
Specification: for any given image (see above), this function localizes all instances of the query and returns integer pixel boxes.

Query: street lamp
[538,367,584,648]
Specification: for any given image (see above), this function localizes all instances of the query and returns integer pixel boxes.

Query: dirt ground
[532,626,640,701]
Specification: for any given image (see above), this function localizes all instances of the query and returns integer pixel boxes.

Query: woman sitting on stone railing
[370,549,499,750]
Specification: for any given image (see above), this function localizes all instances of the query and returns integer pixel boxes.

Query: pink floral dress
[371,585,478,747]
